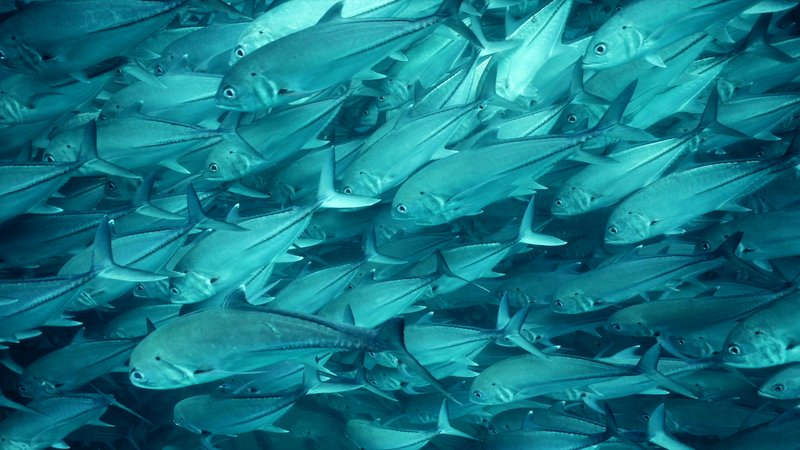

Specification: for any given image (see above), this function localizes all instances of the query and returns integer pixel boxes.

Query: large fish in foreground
[215,0,479,111]
[128,304,452,401]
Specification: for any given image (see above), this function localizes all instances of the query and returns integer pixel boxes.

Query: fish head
[375,79,409,112]
[551,288,598,314]
[759,366,800,400]
[16,374,56,398]
[552,185,593,216]
[469,377,517,405]
[665,333,717,359]
[0,435,28,450]
[605,210,651,245]
[217,69,285,112]
[42,127,83,164]
[0,34,40,75]
[129,339,196,390]
[722,326,787,368]
[340,169,383,198]
[582,18,642,69]
[132,280,169,299]
[173,400,204,434]
[695,229,733,255]
[392,190,445,225]
[168,271,217,304]
[203,139,260,181]
[606,317,652,337]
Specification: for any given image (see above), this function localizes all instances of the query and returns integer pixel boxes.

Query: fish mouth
[214,102,242,111]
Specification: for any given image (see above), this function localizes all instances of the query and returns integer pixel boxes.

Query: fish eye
[611,324,622,332]
[43,153,55,163]
[756,150,765,158]
[135,284,145,292]
[106,181,116,191]
[727,344,741,356]
[173,419,181,426]
[0,49,4,60]
[155,65,165,75]
[222,86,237,99]
[208,162,219,173]
[774,383,785,392]
[566,114,577,123]
[396,204,408,214]
[554,199,563,207]
[700,241,711,251]
[343,186,353,195]
[478,104,486,110]
[472,390,483,399]
[676,338,686,346]
[18,384,28,393]
[235,46,246,58]
[641,413,650,421]
[130,370,147,383]
[361,109,370,116]
[608,226,618,235]
[553,299,564,309]
[593,42,608,56]
[170,287,180,295]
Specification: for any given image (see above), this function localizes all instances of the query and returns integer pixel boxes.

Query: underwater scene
[3,0,800,448]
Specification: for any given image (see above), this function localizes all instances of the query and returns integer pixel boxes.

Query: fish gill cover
[1,0,800,448]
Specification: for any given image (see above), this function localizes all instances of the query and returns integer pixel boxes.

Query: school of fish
[1,0,800,448]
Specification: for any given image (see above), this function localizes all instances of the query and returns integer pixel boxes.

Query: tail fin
[648,404,694,450]
[568,62,606,106]
[593,81,653,142]
[78,121,140,179]
[500,303,548,358]
[364,228,406,265]
[92,218,167,282]
[518,196,567,246]
[435,0,483,49]
[436,400,477,439]
[373,317,461,405]
[317,148,380,209]
[185,183,246,231]
[741,13,795,63]
[132,172,185,220]
[636,344,698,399]
[694,83,748,138]
[433,249,490,293]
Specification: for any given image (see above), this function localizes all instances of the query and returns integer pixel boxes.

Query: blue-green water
[1,0,800,449]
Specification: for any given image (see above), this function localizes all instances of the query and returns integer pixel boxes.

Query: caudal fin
[374,317,461,405]
[437,400,477,439]
[317,148,381,209]
[78,121,140,179]
[518,196,567,246]
[185,183,246,231]
[593,81,653,142]
[648,404,694,450]
[92,218,167,282]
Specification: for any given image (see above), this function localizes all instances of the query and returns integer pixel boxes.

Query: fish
[216,0,479,111]
[17,334,139,397]
[1,1,800,448]
[583,0,757,70]
[345,401,476,450]
[0,393,116,450]
[128,305,450,400]
[604,131,800,245]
